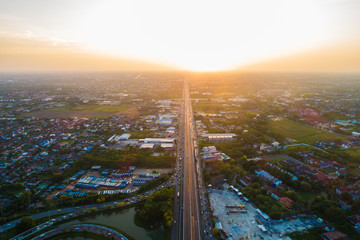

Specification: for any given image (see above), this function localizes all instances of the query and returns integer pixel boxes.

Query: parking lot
[209,189,316,239]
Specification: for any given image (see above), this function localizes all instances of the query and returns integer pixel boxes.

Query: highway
[171,79,213,240]
[182,79,201,240]
[171,78,214,240]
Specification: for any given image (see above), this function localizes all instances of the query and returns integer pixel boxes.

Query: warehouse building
[203,133,236,142]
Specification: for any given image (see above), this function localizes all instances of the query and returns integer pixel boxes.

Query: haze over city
[1,0,360,72]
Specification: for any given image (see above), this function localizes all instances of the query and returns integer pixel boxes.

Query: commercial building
[140,143,154,149]
[139,138,175,144]
[203,133,236,142]
[161,143,174,149]
[119,133,131,140]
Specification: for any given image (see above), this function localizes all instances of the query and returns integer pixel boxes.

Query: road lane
[182,79,201,240]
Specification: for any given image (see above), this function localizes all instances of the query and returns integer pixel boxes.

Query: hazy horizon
[1,0,360,72]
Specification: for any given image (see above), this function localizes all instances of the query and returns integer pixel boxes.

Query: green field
[268,120,348,144]
[54,103,131,113]
[344,149,360,161]
[193,102,225,113]
[323,111,353,121]
[262,155,288,163]
[22,103,133,118]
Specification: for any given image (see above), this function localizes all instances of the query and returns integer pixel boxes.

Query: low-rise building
[203,133,236,142]
[322,230,348,240]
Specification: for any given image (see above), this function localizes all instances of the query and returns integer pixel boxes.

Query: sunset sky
[1,0,360,72]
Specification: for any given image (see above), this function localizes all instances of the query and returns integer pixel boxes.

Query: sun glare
[69,0,336,72]
[1,0,357,72]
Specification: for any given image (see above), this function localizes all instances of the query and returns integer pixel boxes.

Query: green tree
[269,212,283,220]
[51,173,64,184]
[324,207,346,222]
[16,217,36,233]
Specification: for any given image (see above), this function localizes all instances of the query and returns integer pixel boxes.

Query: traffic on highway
[171,79,213,240]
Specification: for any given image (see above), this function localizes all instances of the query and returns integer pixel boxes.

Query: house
[336,186,355,195]
[270,191,284,201]
[323,225,335,232]
[332,161,346,170]
[313,173,333,185]
[352,132,360,137]
[239,175,255,186]
[341,143,351,149]
[202,146,218,154]
[91,165,101,171]
[348,215,360,233]
[336,169,349,176]
[260,143,272,152]
[322,230,348,240]
[338,200,352,210]
[279,197,294,208]
[271,141,280,148]
[255,169,282,187]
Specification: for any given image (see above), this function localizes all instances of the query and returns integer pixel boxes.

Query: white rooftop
[140,138,175,143]
[140,143,154,149]
[119,133,131,140]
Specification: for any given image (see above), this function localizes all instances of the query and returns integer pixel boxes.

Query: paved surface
[32,223,127,240]
[209,189,318,239]
[171,97,184,240]
[182,79,201,240]
[171,78,213,240]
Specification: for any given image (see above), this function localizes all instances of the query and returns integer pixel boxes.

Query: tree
[213,227,220,239]
[324,207,346,222]
[154,145,165,153]
[18,191,32,208]
[341,192,352,202]
[16,217,36,233]
[285,190,297,201]
[270,212,283,220]
[135,186,174,229]
[51,173,64,184]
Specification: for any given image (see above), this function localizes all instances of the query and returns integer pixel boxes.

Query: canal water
[59,207,164,240]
